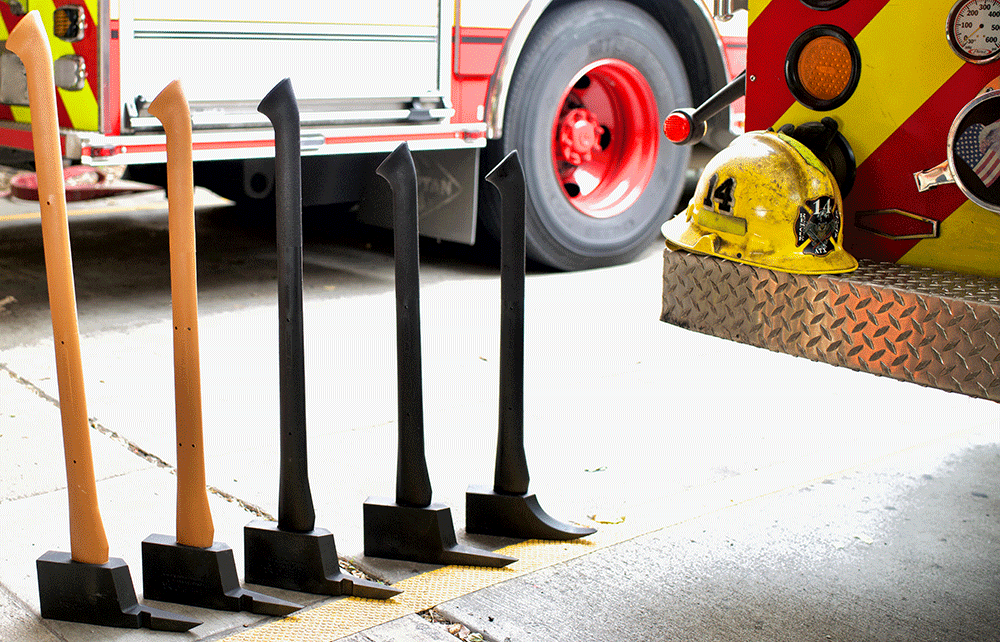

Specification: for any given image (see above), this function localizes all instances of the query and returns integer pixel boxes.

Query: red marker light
[663,112,692,144]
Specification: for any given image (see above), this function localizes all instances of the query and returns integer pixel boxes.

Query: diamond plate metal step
[661,248,1000,402]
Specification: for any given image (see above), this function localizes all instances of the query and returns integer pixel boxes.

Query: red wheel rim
[550,59,659,219]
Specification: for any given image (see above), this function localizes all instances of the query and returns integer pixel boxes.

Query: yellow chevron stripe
[748,0,773,27]
[900,201,1000,277]
[10,105,30,121]
[773,0,962,166]
[57,85,99,131]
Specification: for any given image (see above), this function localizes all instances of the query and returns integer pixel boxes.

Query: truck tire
[483,0,692,271]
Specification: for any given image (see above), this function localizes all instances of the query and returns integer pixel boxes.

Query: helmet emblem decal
[796,196,840,255]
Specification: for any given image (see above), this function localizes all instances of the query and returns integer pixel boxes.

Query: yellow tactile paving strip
[222,469,825,640]
[221,474,836,641]
[224,529,623,642]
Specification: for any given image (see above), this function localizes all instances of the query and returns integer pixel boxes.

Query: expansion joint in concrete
[0,362,276,522]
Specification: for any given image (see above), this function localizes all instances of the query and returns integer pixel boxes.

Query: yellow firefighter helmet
[662,130,858,275]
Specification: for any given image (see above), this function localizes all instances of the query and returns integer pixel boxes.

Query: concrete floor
[436,436,1000,642]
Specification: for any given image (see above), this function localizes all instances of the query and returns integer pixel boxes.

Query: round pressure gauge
[947,0,1000,64]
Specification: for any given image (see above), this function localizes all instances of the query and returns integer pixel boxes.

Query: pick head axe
[244,77,400,600]
[465,151,596,541]
[8,12,199,631]
[139,79,301,617]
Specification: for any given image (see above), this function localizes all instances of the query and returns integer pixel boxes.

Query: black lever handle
[664,71,746,146]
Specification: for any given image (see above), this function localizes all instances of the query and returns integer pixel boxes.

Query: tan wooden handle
[7,11,109,565]
[148,80,214,548]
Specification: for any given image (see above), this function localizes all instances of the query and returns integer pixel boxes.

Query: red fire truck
[0,0,746,270]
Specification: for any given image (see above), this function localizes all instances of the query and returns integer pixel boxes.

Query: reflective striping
[747,0,772,26]
[34,0,100,131]
[697,209,748,236]
[899,200,1000,274]
[57,85,100,132]
[70,0,101,131]
[10,106,30,123]
[0,1,100,131]
[746,0,893,132]
[748,0,1000,276]
[841,63,987,264]
[772,3,962,167]
[0,13,22,124]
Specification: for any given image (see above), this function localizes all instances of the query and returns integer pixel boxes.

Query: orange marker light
[53,6,85,42]
[797,36,853,102]
[785,25,860,111]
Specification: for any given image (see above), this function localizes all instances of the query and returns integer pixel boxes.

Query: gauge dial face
[948,0,1000,63]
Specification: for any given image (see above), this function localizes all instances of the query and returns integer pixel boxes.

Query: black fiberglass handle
[485,151,530,495]
[258,78,315,532]
[377,143,433,508]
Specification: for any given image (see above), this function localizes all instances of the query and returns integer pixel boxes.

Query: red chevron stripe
[0,4,19,35]
[64,0,100,130]
[842,63,995,263]
[746,0,894,131]
[55,90,73,128]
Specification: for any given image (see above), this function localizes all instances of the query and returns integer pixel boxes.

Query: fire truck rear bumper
[0,122,488,166]
[662,248,1000,402]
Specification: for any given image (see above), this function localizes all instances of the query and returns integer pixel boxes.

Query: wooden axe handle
[148,80,214,548]
[7,11,109,565]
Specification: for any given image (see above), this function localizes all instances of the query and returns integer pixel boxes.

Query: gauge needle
[962,26,983,46]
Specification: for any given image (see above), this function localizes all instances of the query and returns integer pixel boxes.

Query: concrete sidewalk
[2,242,998,641]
